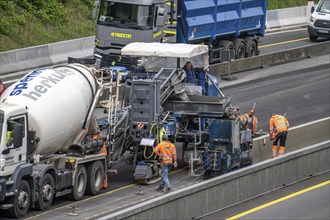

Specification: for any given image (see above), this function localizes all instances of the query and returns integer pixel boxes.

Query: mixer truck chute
[0,64,118,218]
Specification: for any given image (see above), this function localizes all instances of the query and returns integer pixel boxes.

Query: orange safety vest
[240,114,258,134]
[269,115,289,138]
[154,141,177,164]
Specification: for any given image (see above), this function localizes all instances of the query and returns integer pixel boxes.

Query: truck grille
[95,43,126,51]
[314,19,330,29]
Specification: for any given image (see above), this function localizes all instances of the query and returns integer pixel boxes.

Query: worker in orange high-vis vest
[240,109,258,136]
[269,114,289,158]
[154,134,177,193]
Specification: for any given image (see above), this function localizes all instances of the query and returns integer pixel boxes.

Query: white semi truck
[0,64,111,218]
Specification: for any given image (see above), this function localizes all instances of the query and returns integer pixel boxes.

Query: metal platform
[163,95,231,117]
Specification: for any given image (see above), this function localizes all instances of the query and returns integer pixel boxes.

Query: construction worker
[183,61,198,84]
[240,109,258,136]
[269,113,289,158]
[6,123,14,146]
[154,134,177,193]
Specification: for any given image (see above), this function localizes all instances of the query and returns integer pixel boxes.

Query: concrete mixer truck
[0,64,115,218]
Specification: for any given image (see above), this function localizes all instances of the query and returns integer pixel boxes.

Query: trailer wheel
[86,161,105,195]
[6,180,30,218]
[233,39,246,59]
[218,40,235,51]
[35,173,55,211]
[68,165,87,200]
[246,40,257,57]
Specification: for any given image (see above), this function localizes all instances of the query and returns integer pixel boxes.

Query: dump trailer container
[177,0,267,62]
[177,0,267,43]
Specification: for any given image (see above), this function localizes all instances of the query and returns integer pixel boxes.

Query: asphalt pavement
[219,54,330,131]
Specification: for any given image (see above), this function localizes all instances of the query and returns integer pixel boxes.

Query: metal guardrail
[98,117,330,220]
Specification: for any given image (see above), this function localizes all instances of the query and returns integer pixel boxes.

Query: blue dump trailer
[177,0,267,62]
[93,0,267,67]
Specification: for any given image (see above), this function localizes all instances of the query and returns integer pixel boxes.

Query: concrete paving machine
[117,42,253,183]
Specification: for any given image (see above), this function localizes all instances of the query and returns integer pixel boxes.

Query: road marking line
[259,37,309,48]
[226,180,330,220]
[266,28,306,36]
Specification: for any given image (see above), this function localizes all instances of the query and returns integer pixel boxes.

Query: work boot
[272,145,278,158]
[164,188,171,193]
[156,185,163,192]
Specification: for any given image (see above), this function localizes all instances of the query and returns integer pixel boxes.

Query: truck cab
[308,0,330,41]
[0,105,28,176]
[94,0,170,68]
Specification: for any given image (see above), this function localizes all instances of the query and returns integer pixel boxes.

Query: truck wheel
[35,173,54,211]
[68,165,87,200]
[233,39,246,59]
[246,40,257,57]
[6,180,30,218]
[181,142,189,167]
[309,35,318,42]
[218,40,235,51]
[86,161,105,195]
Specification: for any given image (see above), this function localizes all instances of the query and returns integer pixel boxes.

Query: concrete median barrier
[48,37,94,64]
[210,41,330,76]
[0,45,51,75]
[266,6,307,29]
[0,36,95,75]
[98,118,330,220]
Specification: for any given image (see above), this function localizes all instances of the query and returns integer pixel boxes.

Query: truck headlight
[310,16,315,23]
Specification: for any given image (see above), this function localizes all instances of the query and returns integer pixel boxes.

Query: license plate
[318,29,329,34]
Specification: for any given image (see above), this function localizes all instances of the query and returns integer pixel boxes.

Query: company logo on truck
[111,32,132,39]
[10,68,75,101]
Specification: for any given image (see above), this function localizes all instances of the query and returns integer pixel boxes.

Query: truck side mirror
[156,7,166,27]
[13,123,23,148]
[311,6,315,14]
[92,0,100,20]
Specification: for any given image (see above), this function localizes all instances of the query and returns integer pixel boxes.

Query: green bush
[0,0,95,51]
[267,0,311,10]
